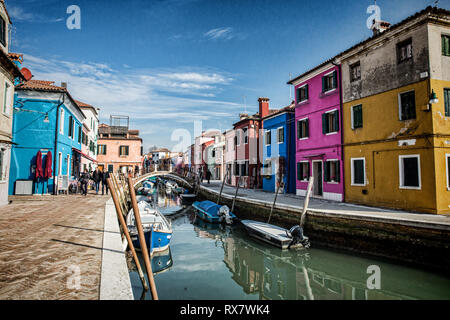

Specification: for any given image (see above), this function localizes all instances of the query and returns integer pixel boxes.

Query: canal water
[129,184,450,300]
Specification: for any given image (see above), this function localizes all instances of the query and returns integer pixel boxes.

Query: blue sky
[8,0,450,152]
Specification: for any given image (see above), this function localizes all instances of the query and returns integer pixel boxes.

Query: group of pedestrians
[79,167,110,196]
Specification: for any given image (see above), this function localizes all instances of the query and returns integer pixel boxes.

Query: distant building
[75,100,99,173]
[224,129,236,185]
[261,102,296,194]
[205,133,225,180]
[97,115,143,175]
[0,1,25,205]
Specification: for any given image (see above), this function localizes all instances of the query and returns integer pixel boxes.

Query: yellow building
[337,7,450,214]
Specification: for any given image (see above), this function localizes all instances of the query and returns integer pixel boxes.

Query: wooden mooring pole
[217,169,229,204]
[300,176,314,228]
[267,174,283,224]
[231,176,242,213]
[107,178,149,291]
[127,176,159,300]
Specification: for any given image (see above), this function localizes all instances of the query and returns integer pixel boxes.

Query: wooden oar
[127,176,159,300]
[107,178,149,291]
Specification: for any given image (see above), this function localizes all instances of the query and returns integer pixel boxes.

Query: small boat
[241,220,310,250]
[180,193,196,203]
[147,176,158,183]
[192,200,237,224]
[126,201,173,254]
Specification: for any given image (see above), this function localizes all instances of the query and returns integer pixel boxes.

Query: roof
[16,79,86,120]
[8,53,23,62]
[0,49,24,80]
[288,6,450,85]
[262,101,295,121]
[75,99,99,116]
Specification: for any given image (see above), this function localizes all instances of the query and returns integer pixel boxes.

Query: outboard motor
[218,205,233,225]
[287,225,310,249]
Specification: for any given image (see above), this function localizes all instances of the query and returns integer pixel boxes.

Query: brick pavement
[0,192,109,300]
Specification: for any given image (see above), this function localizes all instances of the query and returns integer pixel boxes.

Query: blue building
[9,79,86,195]
[261,103,296,194]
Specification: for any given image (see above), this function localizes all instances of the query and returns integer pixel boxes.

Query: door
[313,161,323,196]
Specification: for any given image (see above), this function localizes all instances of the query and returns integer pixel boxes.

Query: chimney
[371,19,390,36]
[61,82,67,89]
[258,97,270,119]
[239,113,249,120]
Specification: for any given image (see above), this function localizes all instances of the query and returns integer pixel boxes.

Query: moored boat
[241,220,310,250]
[192,200,237,224]
[126,200,173,255]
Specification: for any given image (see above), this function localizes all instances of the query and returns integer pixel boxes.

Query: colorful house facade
[224,129,236,185]
[75,100,99,173]
[10,79,85,194]
[261,102,296,194]
[337,6,450,214]
[288,63,344,202]
[0,0,25,205]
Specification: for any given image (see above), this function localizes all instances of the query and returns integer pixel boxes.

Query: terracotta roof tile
[16,79,68,92]
[75,100,93,108]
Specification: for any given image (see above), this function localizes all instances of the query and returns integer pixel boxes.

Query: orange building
[96,116,143,175]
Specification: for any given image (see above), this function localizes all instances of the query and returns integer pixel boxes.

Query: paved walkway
[0,192,109,300]
[200,182,450,230]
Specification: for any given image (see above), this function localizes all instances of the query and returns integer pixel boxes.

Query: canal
[128,182,450,300]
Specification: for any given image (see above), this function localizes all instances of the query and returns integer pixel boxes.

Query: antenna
[243,95,247,113]
[434,0,439,7]
[289,72,293,100]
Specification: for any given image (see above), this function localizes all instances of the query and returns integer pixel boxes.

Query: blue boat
[127,201,173,255]
[192,200,237,224]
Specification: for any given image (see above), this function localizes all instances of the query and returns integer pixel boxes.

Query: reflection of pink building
[224,129,236,185]
[289,63,344,201]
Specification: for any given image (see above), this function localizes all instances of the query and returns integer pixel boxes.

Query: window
[446,154,450,191]
[0,149,4,181]
[263,160,272,176]
[59,108,65,134]
[351,105,363,129]
[108,165,114,173]
[296,84,309,103]
[0,16,5,47]
[234,161,239,176]
[78,126,82,143]
[324,160,340,183]
[442,34,450,57]
[445,88,450,117]
[58,152,62,176]
[68,116,74,138]
[277,127,284,143]
[351,158,366,186]
[297,161,310,181]
[236,130,241,146]
[399,155,421,189]
[98,145,107,155]
[119,145,129,156]
[397,38,413,63]
[243,127,248,144]
[322,71,337,93]
[350,62,361,82]
[399,91,416,121]
[322,110,339,134]
[3,82,11,114]
[212,149,216,158]
[265,130,271,146]
[297,119,309,139]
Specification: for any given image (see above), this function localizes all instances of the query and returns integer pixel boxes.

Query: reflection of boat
[126,201,173,254]
[151,247,173,275]
[192,200,237,224]
[241,220,310,250]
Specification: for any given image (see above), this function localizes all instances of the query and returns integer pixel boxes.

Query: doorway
[312,160,323,196]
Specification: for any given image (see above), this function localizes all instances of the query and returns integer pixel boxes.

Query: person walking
[92,167,101,195]
[206,169,212,185]
[101,169,110,195]
[80,169,89,196]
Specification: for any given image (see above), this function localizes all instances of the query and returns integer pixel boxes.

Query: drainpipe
[332,60,345,202]
[53,94,65,195]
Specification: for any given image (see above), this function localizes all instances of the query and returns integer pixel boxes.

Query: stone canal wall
[194,183,450,273]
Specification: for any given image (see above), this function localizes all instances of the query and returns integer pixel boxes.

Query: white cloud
[204,27,234,40]
[9,6,64,23]
[21,54,243,149]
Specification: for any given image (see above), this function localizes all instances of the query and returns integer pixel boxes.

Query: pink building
[288,62,344,202]
[224,129,236,185]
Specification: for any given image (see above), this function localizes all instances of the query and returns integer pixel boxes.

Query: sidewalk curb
[99,198,133,300]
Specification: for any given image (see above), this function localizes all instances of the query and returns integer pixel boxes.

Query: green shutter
[296,88,300,102]
[305,119,309,138]
[305,84,309,100]
[324,162,329,182]
[322,76,326,93]
[332,71,337,89]
[335,161,340,182]
[322,113,327,134]
[445,89,450,117]
[297,162,302,181]
[334,110,339,132]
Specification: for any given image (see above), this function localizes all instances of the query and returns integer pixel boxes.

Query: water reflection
[130,179,450,300]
